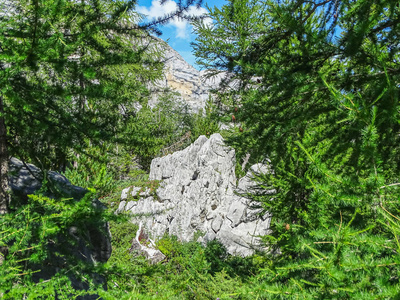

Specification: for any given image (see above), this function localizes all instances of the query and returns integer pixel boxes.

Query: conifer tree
[0,0,204,296]
[194,0,400,297]
[0,0,202,210]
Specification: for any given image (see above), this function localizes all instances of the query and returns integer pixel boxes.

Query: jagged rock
[121,187,131,200]
[119,134,273,257]
[117,200,127,214]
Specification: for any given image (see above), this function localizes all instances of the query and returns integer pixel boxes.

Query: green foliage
[64,147,116,198]
[188,98,221,143]
[156,235,177,257]
[193,0,400,298]
[0,191,108,299]
[102,231,256,299]
[123,94,194,170]
[1,0,254,298]
[4,0,400,298]
[203,240,264,279]
[63,137,162,199]
[103,218,140,294]
[123,96,221,170]
[0,0,165,171]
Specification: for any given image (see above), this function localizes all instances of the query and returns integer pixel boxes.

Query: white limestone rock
[130,223,166,264]
[131,186,141,197]
[116,201,127,214]
[121,187,130,200]
[119,133,273,256]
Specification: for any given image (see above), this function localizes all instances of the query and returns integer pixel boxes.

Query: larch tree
[0,0,204,296]
[0,0,202,212]
[194,0,400,297]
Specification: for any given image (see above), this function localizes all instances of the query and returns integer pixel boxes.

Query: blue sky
[137,0,227,69]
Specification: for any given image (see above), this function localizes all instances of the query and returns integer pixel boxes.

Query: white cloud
[137,0,211,40]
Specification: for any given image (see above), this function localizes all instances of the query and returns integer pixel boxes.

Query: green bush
[123,95,194,170]
[0,191,108,299]
[101,228,264,299]
[64,145,116,198]
[193,0,400,298]
[189,99,221,143]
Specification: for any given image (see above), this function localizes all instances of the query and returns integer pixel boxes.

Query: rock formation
[129,222,166,264]
[149,41,229,113]
[118,133,272,257]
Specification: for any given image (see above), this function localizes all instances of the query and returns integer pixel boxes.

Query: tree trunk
[0,95,9,215]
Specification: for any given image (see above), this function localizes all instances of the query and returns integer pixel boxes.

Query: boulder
[119,134,273,257]
[8,157,112,263]
[7,157,112,297]
[9,157,87,200]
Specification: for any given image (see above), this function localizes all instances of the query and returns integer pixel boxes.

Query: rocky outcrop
[118,134,272,256]
[150,43,227,113]
[9,157,112,263]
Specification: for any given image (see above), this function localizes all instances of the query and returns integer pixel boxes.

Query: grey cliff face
[118,134,273,257]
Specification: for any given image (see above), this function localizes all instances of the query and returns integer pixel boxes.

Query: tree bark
[0,95,9,215]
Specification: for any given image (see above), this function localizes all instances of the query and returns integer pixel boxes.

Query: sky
[137,0,227,69]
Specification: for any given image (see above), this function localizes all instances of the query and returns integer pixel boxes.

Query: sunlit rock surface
[119,134,273,256]
[149,42,226,113]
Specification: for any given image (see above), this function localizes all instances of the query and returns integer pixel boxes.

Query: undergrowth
[102,218,266,300]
